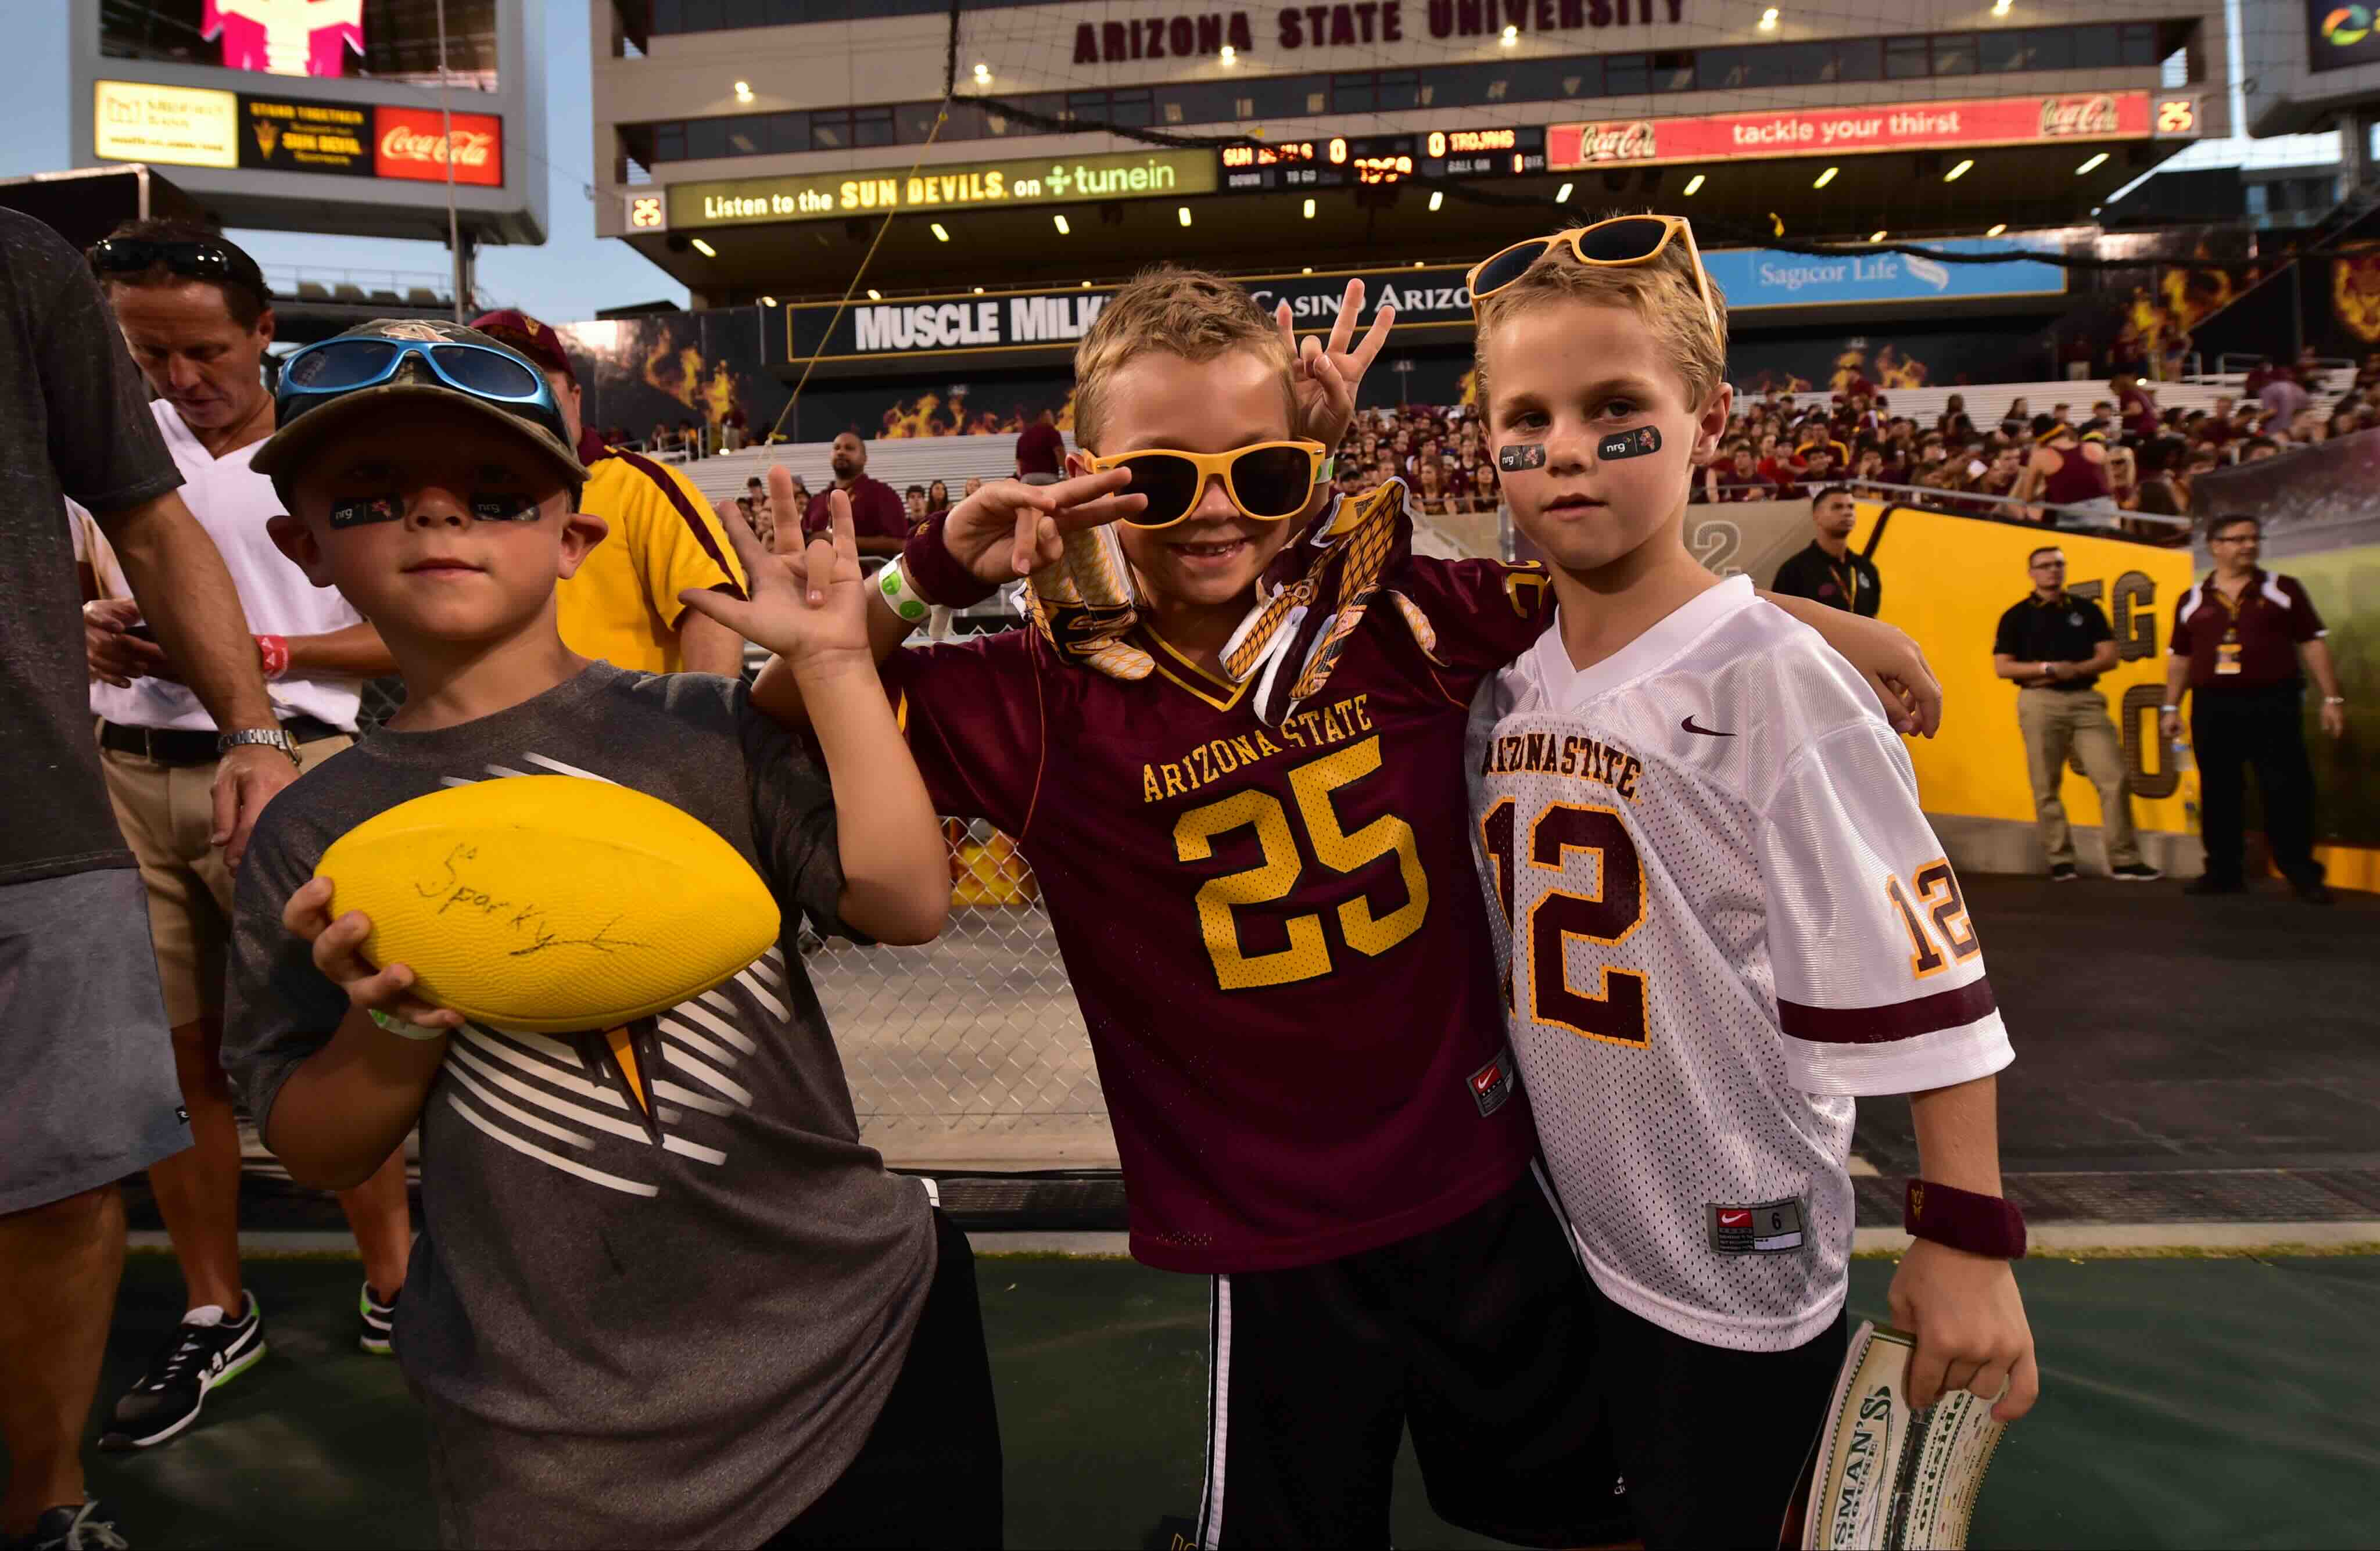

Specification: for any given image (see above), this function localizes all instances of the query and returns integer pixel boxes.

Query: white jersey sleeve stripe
[1777,977,1997,1045]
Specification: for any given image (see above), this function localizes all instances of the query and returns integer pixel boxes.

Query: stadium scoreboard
[1217,125,1547,190]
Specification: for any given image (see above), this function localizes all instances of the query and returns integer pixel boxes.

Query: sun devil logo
[203,0,365,79]
[252,118,279,159]
[2334,250,2380,343]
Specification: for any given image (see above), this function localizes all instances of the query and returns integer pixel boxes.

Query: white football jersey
[1467,576,2012,1352]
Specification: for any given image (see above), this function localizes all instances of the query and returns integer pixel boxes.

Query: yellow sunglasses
[1085,440,1328,529]
[1467,214,1721,345]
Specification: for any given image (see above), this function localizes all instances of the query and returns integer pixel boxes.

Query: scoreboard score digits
[1221,125,1546,190]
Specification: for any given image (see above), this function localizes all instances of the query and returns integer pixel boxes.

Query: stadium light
[973,62,991,85]
[1179,206,1193,226]
[690,237,718,257]
[1555,181,1575,203]
[759,295,776,306]
[1812,165,1838,188]
[1992,0,2012,12]
[866,288,881,300]
[1758,7,1779,28]
[1414,260,1425,267]
[1303,196,1316,218]
[1302,266,1314,274]
[973,286,985,294]
[2076,152,2109,175]
[1682,174,1705,196]
[1868,229,1886,242]
[733,80,752,103]
[1501,24,1518,44]
[1985,223,2008,236]
[1429,190,1444,211]
[931,222,951,242]
[1221,44,1238,64]
[1081,279,1092,287]
[1945,159,1973,182]
[1053,213,1070,234]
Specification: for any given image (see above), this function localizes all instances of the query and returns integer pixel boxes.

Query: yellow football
[313,775,782,1034]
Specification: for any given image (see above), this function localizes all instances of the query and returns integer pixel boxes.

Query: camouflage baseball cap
[253,318,586,503]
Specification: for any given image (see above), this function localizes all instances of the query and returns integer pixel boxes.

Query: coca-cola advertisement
[1558,120,1659,165]
[2038,94,2121,138]
[372,105,503,186]
[1550,89,2156,171]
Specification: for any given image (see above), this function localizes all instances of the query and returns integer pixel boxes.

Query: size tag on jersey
[1468,1047,1518,1118]
[1709,1196,1808,1254]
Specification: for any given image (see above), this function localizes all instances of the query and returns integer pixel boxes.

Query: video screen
[99,0,501,92]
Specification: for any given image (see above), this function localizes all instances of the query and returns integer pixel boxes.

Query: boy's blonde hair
[1073,265,1299,452]
[1472,221,1730,414]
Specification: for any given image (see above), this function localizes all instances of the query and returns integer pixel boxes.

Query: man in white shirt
[73,223,410,1451]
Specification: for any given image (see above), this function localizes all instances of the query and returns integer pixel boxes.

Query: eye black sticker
[1497,443,1547,472]
[327,495,404,528]
[471,494,542,522]
[1599,426,1663,460]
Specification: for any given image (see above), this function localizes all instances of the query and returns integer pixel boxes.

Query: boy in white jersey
[1461,219,2040,1547]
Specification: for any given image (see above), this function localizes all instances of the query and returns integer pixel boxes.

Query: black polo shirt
[2171,569,2325,691]
[1993,593,2113,689]
[1769,540,1881,616]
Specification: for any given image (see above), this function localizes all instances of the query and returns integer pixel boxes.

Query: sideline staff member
[470,310,747,674]
[2161,515,2346,902]
[1991,547,2162,881]
[1769,486,1881,616]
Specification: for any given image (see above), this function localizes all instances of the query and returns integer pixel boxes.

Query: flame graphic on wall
[639,333,753,428]
[866,386,1079,439]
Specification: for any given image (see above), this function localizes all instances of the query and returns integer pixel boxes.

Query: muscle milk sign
[848,293,1110,355]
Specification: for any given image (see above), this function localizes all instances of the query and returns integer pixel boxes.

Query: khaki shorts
[99,734,352,1028]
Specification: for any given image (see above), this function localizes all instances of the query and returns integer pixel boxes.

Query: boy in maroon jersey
[690,270,1939,1549]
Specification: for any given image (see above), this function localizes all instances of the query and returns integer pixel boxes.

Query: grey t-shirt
[224,662,935,1549]
[0,208,184,885]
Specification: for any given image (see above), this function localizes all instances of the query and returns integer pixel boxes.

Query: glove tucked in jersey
[1467,575,2012,1353]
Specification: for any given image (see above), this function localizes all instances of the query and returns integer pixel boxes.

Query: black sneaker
[359,1281,397,1356]
[2184,875,2245,896]
[12,1500,128,1551]
[2290,874,2335,905]
[99,1292,266,1451]
[2110,862,2164,881]
[2048,862,2078,881]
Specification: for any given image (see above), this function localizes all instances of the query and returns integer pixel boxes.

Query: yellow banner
[1853,502,2196,834]
[94,80,237,171]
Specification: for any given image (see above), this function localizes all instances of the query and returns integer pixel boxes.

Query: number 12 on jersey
[1479,797,1650,1049]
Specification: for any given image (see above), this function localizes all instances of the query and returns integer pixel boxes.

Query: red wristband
[901,512,1000,610]
[255,634,291,679]
[1905,1179,2027,1259]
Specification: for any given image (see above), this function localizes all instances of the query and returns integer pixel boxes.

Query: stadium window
[768,112,809,153]
[1698,47,1749,90]
[687,117,727,160]
[811,110,849,149]
[1605,53,1648,95]
[1333,73,1375,113]
[895,102,941,142]
[1508,56,1593,100]
[1931,34,1976,76]
[1377,70,1421,111]
[1562,64,1599,95]
[2120,23,2159,66]
[852,106,894,146]
[1243,76,1313,120]
[1154,81,1239,127]
[677,0,721,28]
[1753,42,1832,87]
[1307,87,1329,112]
[2070,25,2122,70]
[654,121,685,162]
[1650,52,1694,92]
[2025,27,2073,70]
[653,0,682,28]
[1067,91,1107,124]
[1110,87,1153,127]
[1833,37,1881,81]
[721,0,766,26]
[1163,101,1184,124]
[727,123,759,155]
[1980,30,2031,73]
[1883,35,1929,79]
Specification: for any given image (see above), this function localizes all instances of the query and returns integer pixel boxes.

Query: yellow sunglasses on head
[1467,214,1721,345]
[1084,440,1328,529]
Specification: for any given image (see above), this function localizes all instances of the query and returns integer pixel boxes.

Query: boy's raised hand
[941,468,1147,583]
[284,876,464,1033]
[1276,278,1397,450]
[678,468,873,670]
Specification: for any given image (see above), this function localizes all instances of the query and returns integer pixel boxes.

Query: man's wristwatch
[217,727,303,767]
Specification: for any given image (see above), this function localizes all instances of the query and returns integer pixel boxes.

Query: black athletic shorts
[1192,1168,1628,1550]
[762,1209,1003,1549]
[1586,1277,1848,1549]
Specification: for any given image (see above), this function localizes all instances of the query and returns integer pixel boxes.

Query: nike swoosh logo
[1681,715,1734,738]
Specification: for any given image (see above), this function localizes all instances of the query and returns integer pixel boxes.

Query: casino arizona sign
[1074,0,1683,62]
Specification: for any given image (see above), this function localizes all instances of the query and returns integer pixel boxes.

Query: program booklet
[1794,1321,2006,1550]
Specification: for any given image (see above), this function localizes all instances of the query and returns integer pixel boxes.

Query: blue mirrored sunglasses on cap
[275,336,567,441]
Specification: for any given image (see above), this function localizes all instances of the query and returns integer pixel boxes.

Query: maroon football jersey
[883,553,1555,1273]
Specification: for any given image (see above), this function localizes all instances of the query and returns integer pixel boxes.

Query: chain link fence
[356,673,1112,1170]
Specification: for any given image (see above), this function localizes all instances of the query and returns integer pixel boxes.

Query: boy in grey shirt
[222,321,995,1548]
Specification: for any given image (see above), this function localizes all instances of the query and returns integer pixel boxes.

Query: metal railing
[1838,477,2191,533]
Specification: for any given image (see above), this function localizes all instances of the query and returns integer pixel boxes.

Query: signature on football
[415,843,654,957]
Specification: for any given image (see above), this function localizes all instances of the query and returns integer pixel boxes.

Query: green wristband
[876,557,935,624]
[368,1007,447,1042]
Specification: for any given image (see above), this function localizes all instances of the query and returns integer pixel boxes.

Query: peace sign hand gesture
[1276,277,1397,451]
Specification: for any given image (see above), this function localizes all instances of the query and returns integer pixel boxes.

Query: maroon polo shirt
[2170,568,2326,691]
[804,475,909,544]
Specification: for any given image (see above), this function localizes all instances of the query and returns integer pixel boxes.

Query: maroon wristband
[901,512,1001,610]
[1905,1179,2027,1259]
